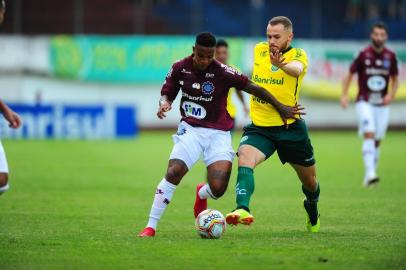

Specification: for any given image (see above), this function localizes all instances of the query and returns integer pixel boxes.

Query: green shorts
[239,120,315,167]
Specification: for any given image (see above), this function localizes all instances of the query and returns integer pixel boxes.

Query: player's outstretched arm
[156,95,173,119]
[0,100,21,129]
[243,80,305,125]
[270,50,304,78]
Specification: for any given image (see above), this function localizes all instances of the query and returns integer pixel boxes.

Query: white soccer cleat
[363,173,379,188]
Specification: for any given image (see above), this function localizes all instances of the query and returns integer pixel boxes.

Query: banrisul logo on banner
[0,103,138,139]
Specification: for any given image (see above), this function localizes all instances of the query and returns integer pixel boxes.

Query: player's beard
[371,39,384,50]
[270,40,289,53]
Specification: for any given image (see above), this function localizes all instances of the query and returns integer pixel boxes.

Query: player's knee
[165,159,188,184]
[0,173,8,187]
[364,132,375,139]
[0,173,9,195]
[209,181,227,199]
[237,149,256,167]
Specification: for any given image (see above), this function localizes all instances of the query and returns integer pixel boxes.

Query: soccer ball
[195,209,226,239]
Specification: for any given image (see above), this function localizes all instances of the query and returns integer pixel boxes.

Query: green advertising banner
[50,36,405,100]
[50,35,245,83]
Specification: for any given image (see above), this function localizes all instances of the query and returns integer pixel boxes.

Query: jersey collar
[281,46,293,54]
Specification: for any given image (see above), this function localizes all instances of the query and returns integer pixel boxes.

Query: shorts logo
[182,101,207,119]
[202,81,215,95]
[240,136,249,143]
[177,128,186,136]
[304,155,314,162]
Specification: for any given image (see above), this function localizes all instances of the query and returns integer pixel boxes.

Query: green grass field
[0,131,405,270]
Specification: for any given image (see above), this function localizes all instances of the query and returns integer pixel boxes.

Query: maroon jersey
[350,46,398,105]
[161,55,249,131]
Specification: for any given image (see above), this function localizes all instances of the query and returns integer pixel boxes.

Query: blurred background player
[341,22,399,187]
[215,39,249,130]
[138,32,303,237]
[0,0,22,195]
[226,16,321,233]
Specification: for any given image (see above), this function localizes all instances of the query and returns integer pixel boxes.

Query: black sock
[302,184,320,225]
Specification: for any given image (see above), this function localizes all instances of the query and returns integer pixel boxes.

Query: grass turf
[0,131,405,270]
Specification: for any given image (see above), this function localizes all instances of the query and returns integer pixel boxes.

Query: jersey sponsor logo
[366,68,389,76]
[182,92,213,102]
[181,68,192,74]
[182,101,207,119]
[202,81,215,95]
[295,48,303,58]
[253,74,284,85]
[365,59,371,66]
[192,82,200,89]
[252,96,269,104]
[220,63,241,75]
[205,73,214,78]
[367,75,386,92]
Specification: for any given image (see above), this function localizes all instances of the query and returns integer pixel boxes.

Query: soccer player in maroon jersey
[341,22,399,187]
[0,0,23,195]
[138,32,304,237]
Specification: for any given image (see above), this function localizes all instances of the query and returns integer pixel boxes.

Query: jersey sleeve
[223,65,249,90]
[349,52,362,73]
[390,53,399,76]
[292,48,308,71]
[160,61,181,102]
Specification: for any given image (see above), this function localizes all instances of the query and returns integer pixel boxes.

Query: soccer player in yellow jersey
[215,39,249,129]
[226,16,321,232]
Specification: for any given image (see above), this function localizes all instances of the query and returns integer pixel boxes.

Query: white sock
[146,178,177,230]
[198,184,217,200]
[362,139,376,178]
[0,183,9,195]
[375,147,380,168]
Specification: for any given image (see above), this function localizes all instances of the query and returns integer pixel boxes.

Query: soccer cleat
[303,199,320,233]
[194,183,207,218]
[363,175,380,188]
[138,227,155,237]
[225,208,254,226]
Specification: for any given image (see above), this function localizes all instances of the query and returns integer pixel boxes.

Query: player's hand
[270,49,287,69]
[340,95,349,109]
[157,99,172,119]
[2,109,22,129]
[383,94,393,105]
[277,104,306,128]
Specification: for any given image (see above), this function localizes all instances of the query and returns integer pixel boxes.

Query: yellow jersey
[226,88,237,119]
[226,64,241,119]
[250,42,308,126]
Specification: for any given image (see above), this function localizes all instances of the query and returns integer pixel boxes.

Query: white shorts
[0,140,9,173]
[355,101,390,140]
[169,121,235,169]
